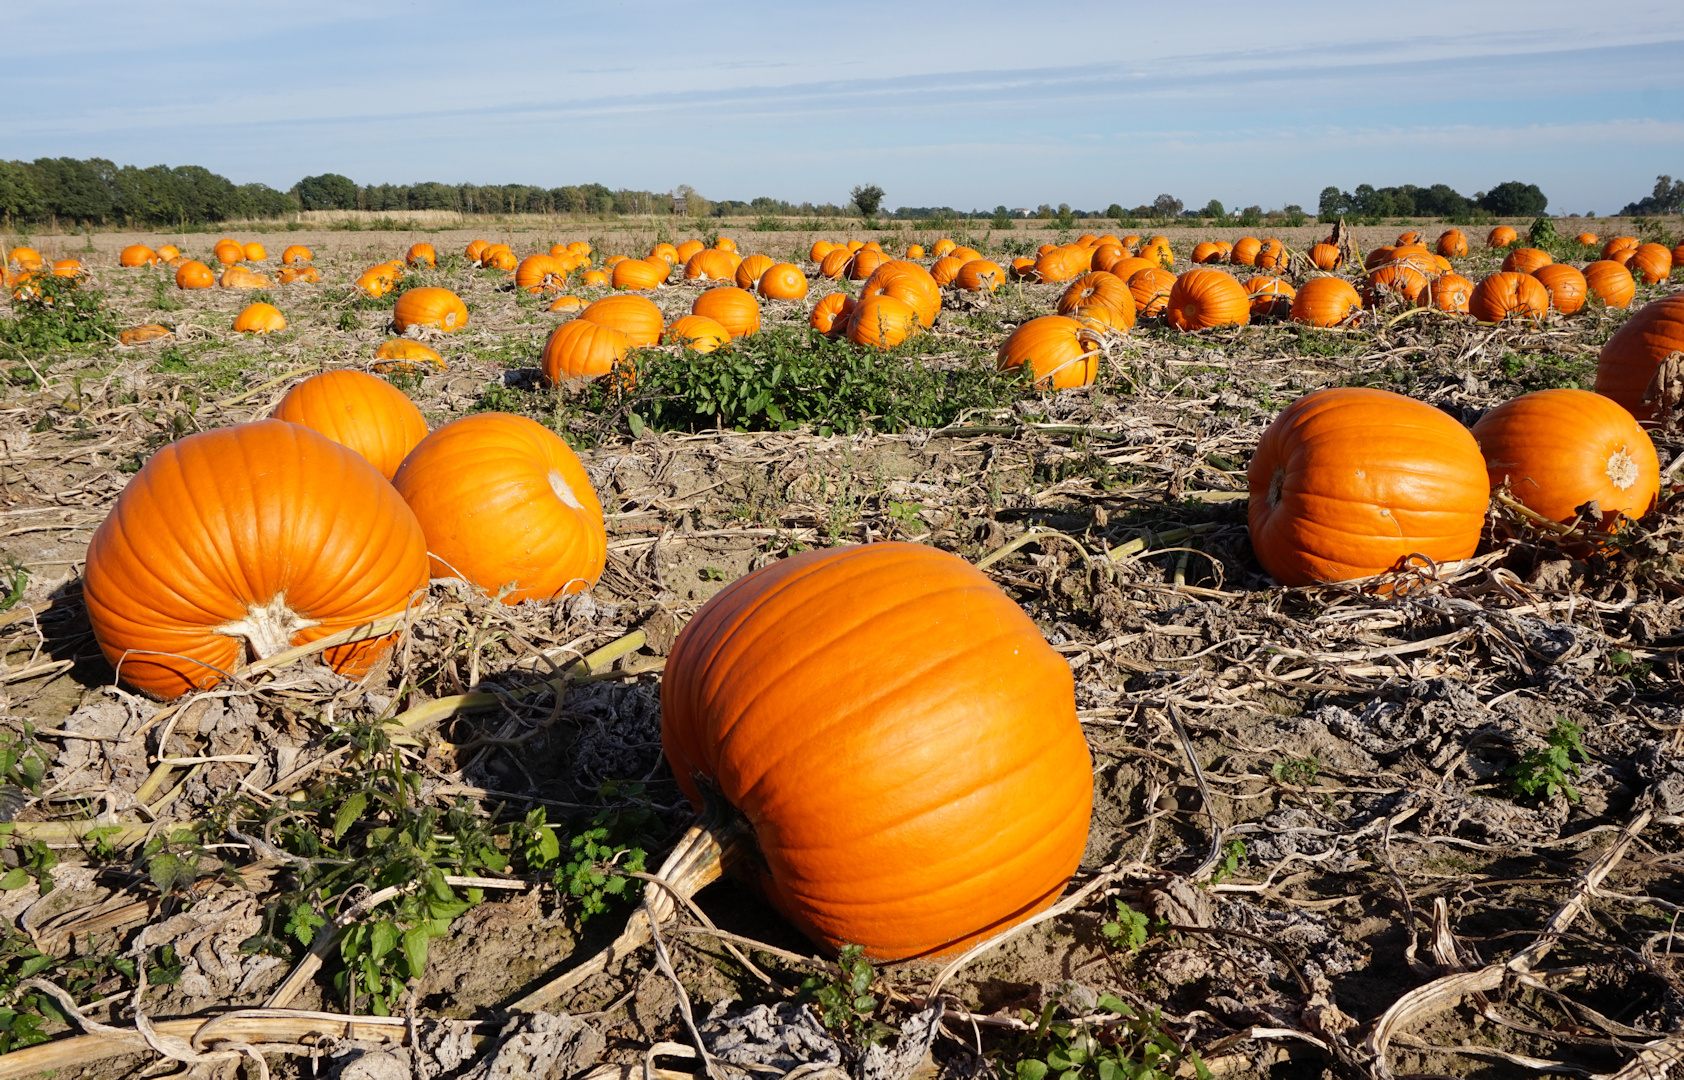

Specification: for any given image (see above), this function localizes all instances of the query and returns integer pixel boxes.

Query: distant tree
[1478,181,1547,216]
[1201,198,1226,220]
[990,205,1014,229]
[1620,175,1684,216]
[0,161,42,222]
[851,184,885,217]
[296,173,358,211]
[1152,193,1183,219]
[1034,203,1054,218]
[1106,203,1125,221]
[1054,203,1075,229]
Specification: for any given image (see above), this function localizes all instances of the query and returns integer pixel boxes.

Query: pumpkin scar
[1606,447,1640,490]
[548,469,584,509]
[212,595,321,661]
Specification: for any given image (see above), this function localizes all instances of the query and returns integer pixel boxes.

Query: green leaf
[369,920,398,959]
[627,412,646,437]
[402,927,430,977]
[0,868,29,890]
[1016,1061,1048,1080]
[334,792,368,840]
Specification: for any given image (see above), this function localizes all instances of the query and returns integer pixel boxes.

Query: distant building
[1012,208,1031,218]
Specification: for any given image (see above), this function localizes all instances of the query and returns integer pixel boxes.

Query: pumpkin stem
[212,595,320,662]
[1606,447,1640,491]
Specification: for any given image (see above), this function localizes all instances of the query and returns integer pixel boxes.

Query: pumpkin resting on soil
[1593,292,1684,423]
[82,420,429,700]
[1247,387,1490,586]
[393,413,606,604]
[997,316,1101,388]
[271,370,430,480]
[661,541,1093,960]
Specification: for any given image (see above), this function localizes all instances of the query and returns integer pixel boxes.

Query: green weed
[1506,718,1587,803]
[800,945,896,1047]
[999,992,1209,1080]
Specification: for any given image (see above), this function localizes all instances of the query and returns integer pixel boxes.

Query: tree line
[0,158,294,228]
[1316,180,1547,222]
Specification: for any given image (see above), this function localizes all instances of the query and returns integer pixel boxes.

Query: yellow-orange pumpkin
[272,370,429,480]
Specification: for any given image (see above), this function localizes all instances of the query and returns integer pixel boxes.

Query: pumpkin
[1247,387,1489,586]
[280,244,312,265]
[7,248,43,271]
[1673,242,1684,270]
[175,261,214,289]
[1601,236,1640,261]
[581,269,610,287]
[1191,241,1225,264]
[845,294,918,349]
[1436,230,1468,257]
[582,294,663,347]
[154,245,182,263]
[119,245,156,267]
[52,259,85,280]
[1230,237,1262,266]
[281,266,321,284]
[692,286,762,338]
[846,249,888,281]
[1033,246,1090,283]
[930,255,966,285]
[1308,243,1342,270]
[548,295,586,313]
[1583,261,1637,309]
[1290,277,1363,327]
[1396,230,1421,246]
[1471,388,1658,530]
[665,314,730,353]
[1091,243,1127,272]
[465,240,490,265]
[650,242,679,265]
[372,339,446,376]
[398,243,434,268]
[1576,232,1599,247]
[818,248,853,279]
[1009,256,1036,280]
[714,237,738,253]
[1244,276,1296,320]
[1631,244,1673,285]
[757,263,809,301]
[810,292,855,337]
[1593,292,1684,421]
[541,319,632,386]
[1610,248,1638,269]
[1487,226,1518,248]
[1126,267,1177,318]
[675,240,705,263]
[660,541,1092,961]
[1363,246,1397,271]
[1468,272,1549,323]
[119,324,171,345]
[948,259,1000,293]
[1073,305,1129,332]
[997,315,1100,389]
[611,258,666,291]
[1363,264,1428,309]
[1255,239,1288,270]
[1501,248,1553,275]
[1057,272,1129,316]
[601,254,629,270]
[83,420,428,700]
[392,287,468,333]
[1166,269,1250,331]
[808,240,837,262]
[905,244,926,258]
[393,413,606,605]
[859,261,941,328]
[242,242,267,262]
[271,370,429,480]
[213,238,244,264]
[567,241,592,259]
[481,245,516,272]
[1532,264,1587,315]
[232,303,286,334]
[684,248,740,281]
[220,266,270,289]
[1429,273,1474,313]
[732,253,773,290]
[1119,234,1142,252]
[1106,256,1156,283]
[931,239,957,258]
[355,265,398,297]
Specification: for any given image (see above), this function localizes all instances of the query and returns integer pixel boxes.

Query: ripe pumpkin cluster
[84,372,608,700]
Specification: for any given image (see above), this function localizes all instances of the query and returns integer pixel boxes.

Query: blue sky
[5,1,1682,215]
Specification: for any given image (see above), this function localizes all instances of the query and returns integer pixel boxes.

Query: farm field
[2,215,1684,1080]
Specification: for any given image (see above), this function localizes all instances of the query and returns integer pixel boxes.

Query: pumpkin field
[3,215,1684,1080]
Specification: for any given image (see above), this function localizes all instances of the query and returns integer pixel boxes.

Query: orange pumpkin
[232,303,286,334]
[650,242,679,265]
[1594,292,1684,422]
[675,240,706,264]
[581,294,663,348]
[220,266,270,289]
[1601,236,1640,261]
[1501,248,1553,275]
[692,286,761,338]
[581,269,610,287]
[213,238,244,265]
[1532,264,1587,315]
[119,245,156,267]
[1468,272,1550,323]
[1191,241,1225,264]
[481,244,517,272]
[997,316,1100,389]
[1436,230,1468,257]
[548,295,586,314]
[1430,273,1474,314]
[1033,246,1090,283]
[954,259,1005,293]
[1255,239,1287,270]
[930,255,965,285]
[1308,243,1342,270]
[905,244,926,258]
[83,420,428,699]
[665,314,731,353]
[1363,264,1429,309]
[810,293,856,337]
[684,248,740,281]
[465,240,490,265]
[118,324,171,345]
[406,243,436,267]
[279,266,321,285]
[541,319,632,386]
[1166,269,1250,331]
[714,237,738,253]
[7,247,43,271]
[809,240,838,263]
[355,264,399,297]
[1248,387,1489,586]
[1631,243,1673,285]
[1290,277,1363,327]
[281,244,312,265]
[271,370,429,480]
[154,245,182,263]
[392,287,468,333]
[845,294,918,349]
[1126,267,1177,318]
[1244,276,1296,320]
[1487,226,1518,248]
[1057,272,1130,316]
[931,239,957,258]
[819,248,853,279]
[757,263,809,300]
[242,243,267,263]
[1583,261,1637,309]
[373,339,446,375]
[661,541,1092,961]
[1230,237,1262,267]
[1576,232,1599,247]
[734,253,774,290]
[175,261,215,289]
[610,258,666,291]
[393,413,606,605]
[846,248,888,281]
[1472,388,1658,531]
[858,261,941,328]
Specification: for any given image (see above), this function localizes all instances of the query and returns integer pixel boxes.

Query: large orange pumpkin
[281,244,313,266]
[83,421,428,699]
[373,339,446,375]
[1468,273,1550,323]
[692,286,762,338]
[734,253,774,290]
[846,249,889,281]
[1230,237,1262,266]
[1471,388,1658,530]
[665,314,730,353]
[611,258,667,291]
[1501,248,1553,275]
[1308,243,1342,270]
[516,254,569,293]
[1430,274,1474,313]
[1602,236,1640,261]
[271,370,429,480]
[1532,264,1587,315]
[541,319,632,385]
[1631,244,1673,285]
[661,541,1092,961]
[757,263,809,300]
[213,238,244,265]
[581,294,663,347]
[955,259,1005,293]
[406,243,436,268]
[819,248,853,280]
[845,294,918,349]
[175,261,214,289]
[684,248,740,281]
[1255,239,1287,270]
[1363,264,1429,309]
[232,303,287,334]
[1289,277,1362,327]
[997,315,1100,388]
[675,240,705,263]
[1487,226,1518,248]
[242,243,267,263]
[392,413,606,604]
[810,293,855,337]
[1244,276,1296,320]
[1593,292,1684,422]
[1057,272,1131,317]
[119,245,156,267]
[220,266,270,289]
[1166,269,1250,330]
[1436,230,1468,257]
[1248,387,1490,585]
[1583,261,1637,309]
[1125,267,1176,318]
[858,260,941,328]
[1033,246,1090,283]
[393,287,468,333]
